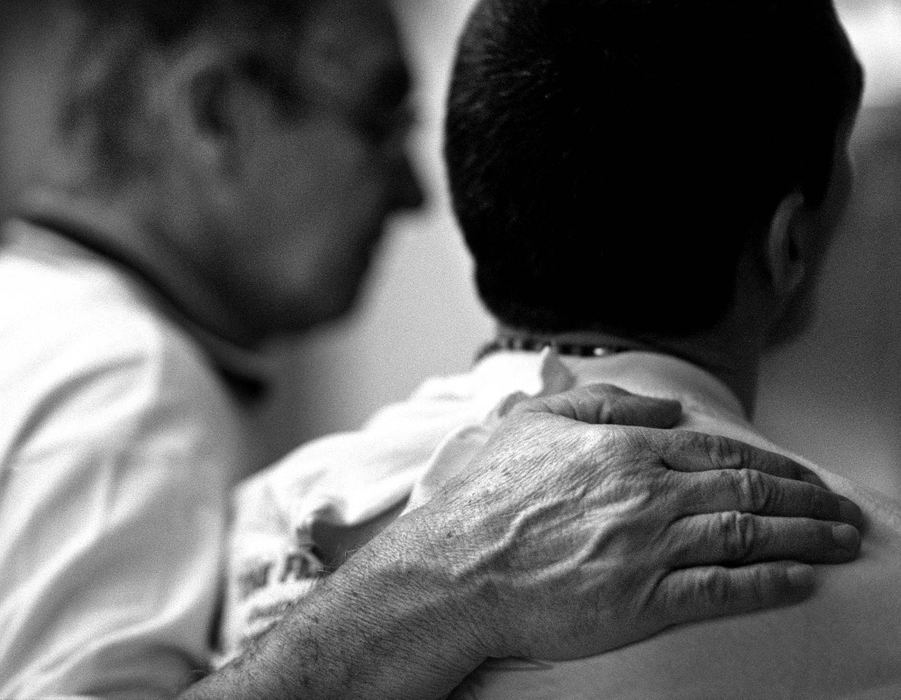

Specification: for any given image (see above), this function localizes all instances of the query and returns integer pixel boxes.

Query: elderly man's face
[219,0,423,339]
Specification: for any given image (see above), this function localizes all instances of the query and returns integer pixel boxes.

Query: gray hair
[60,0,324,180]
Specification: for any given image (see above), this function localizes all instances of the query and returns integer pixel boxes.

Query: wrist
[329,515,490,692]
[190,519,489,699]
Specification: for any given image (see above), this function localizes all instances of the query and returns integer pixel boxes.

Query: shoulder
[0,242,241,695]
[684,409,901,531]
[0,238,246,478]
[0,236,210,378]
[237,365,492,501]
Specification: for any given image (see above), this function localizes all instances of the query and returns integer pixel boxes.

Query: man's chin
[298,275,372,330]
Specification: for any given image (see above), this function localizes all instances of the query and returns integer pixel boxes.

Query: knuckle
[807,485,826,517]
[719,511,756,561]
[703,433,743,470]
[588,384,627,423]
[508,396,547,417]
[596,400,616,425]
[594,424,637,451]
[812,488,840,521]
[722,469,748,512]
[699,568,733,607]
[738,468,770,512]
[505,403,527,418]
[504,403,532,420]
[744,568,766,605]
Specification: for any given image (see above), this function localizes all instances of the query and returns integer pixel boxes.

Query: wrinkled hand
[397,384,862,663]
[184,384,863,700]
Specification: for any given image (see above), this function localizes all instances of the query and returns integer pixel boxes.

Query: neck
[13,181,278,395]
[497,314,766,419]
[19,153,257,348]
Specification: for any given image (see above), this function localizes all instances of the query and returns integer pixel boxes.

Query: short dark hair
[60,0,323,179]
[445,0,863,337]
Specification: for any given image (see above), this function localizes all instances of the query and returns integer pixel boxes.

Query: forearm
[188,385,865,696]
[184,525,485,699]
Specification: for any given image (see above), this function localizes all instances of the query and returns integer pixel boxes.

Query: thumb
[510,383,682,428]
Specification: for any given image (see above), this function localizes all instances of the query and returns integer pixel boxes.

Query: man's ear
[190,67,231,140]
[155,45,240,172]
[764,191,807,298]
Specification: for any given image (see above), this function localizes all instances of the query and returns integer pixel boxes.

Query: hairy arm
[183,385,862,699]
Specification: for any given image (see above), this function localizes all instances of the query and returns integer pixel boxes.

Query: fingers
[513,383,682,428]
[656,562,816,627]
[657,431,826,487]
[676,470,864,528]
[667,513,861,567]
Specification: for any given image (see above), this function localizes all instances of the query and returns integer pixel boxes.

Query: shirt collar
[12,187,277,399]
[474,347,749,427]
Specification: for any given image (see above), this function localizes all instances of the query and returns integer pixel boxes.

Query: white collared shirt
[0,221,249,697]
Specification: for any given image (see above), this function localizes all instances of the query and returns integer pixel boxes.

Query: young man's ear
[764,191,807,299]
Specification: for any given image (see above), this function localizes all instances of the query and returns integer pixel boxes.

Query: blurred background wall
[3,0,901,496]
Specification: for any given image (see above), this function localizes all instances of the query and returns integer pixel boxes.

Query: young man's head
[52,0,423,339]
[446,0,863,345]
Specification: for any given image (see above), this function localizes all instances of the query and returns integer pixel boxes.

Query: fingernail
[832,523,860,551]
[839,499,863,526]
[787,563,815,588]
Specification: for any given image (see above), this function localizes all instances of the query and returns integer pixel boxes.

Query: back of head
[446,0,862,338]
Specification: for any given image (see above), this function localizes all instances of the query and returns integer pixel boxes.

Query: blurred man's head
[446,0,863,346]
[56,0,423,339]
